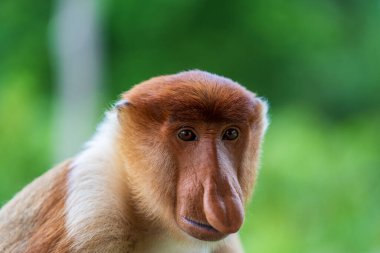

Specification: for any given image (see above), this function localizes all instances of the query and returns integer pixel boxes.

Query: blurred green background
[1,0,379,252]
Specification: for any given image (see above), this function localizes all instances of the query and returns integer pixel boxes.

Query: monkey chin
[176,216,228,241]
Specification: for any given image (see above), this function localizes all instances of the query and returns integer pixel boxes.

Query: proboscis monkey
[0,70,268,253]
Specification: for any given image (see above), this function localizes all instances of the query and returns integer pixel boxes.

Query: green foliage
[104,0,380,118]
[240,107,380,252]
[0,79,52,204]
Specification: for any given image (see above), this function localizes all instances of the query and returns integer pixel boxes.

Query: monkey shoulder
[0,160,71,252]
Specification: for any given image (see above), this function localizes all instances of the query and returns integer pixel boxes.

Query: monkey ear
[255,96,270,133]
[114,99,131,110]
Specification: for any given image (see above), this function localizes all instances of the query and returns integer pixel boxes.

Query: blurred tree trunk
[51,0,103,161]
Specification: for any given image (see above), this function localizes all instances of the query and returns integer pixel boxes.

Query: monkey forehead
[123,70,261,123]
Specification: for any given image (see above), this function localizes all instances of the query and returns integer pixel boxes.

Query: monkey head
[117,70,268,243]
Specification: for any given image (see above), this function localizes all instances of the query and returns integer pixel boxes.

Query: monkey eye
[178,129,197,141]
[222,128,239,141]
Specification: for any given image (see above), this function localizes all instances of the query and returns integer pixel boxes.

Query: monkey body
[0,70,268,253]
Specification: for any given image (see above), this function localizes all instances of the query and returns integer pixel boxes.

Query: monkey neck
[66,111,135,250]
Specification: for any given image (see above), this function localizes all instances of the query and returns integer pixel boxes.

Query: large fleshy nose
[203,177,244,234]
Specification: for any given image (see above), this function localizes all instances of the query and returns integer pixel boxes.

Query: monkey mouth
[183,217,217,232]
[179,216,227,241]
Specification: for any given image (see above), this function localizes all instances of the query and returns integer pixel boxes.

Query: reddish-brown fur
[122,71,258,124]
[26,163,71,252]
[0,162,71,253]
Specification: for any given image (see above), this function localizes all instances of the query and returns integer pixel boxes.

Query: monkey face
[118,70,268,242]
[167,121,250,241]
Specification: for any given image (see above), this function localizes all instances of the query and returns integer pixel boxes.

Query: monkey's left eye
[222,128,239,140]
[178,129,197,141]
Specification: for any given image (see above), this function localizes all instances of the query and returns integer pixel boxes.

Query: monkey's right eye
[178,129,197,141]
